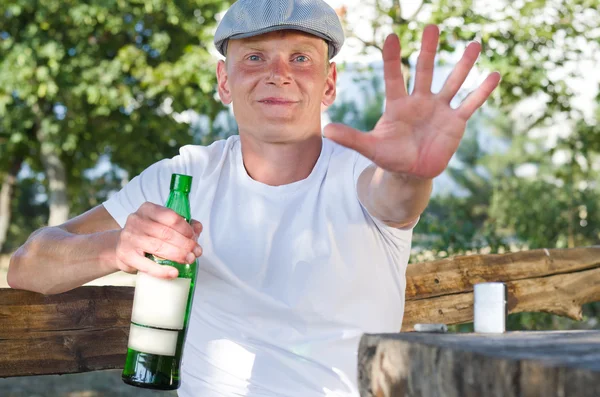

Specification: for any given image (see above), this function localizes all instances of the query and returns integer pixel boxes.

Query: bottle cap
[170,173,193,193]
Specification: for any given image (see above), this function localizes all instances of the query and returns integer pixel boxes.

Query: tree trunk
[0,158,23,252]
[36,131,69,226]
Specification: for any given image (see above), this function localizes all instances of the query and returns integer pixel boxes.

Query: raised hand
[115,202,203,278]
[324,25,501,179]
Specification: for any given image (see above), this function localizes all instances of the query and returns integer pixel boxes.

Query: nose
[266,56,292,86]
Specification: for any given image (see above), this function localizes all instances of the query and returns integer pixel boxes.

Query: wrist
[85,229,121,273]
[386,170,433,185]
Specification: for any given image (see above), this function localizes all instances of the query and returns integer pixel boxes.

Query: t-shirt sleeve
[102,152,191,228]
[352,151,419,239]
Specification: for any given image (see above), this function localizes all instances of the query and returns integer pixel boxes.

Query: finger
[128,251,180,279]
[128,213,199,256]
[438,41,481,102]
[191,220,203,240]
[413,25,440,94]
[323,123,376,160]
[136,235,201,264]
[382,34,407,103]
[138,202,195,239]
[456,72,501,120]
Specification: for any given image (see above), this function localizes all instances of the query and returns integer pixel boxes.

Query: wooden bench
[1,246,599,394]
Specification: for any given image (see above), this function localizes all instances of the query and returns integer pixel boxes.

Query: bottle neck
[165,190,191,222]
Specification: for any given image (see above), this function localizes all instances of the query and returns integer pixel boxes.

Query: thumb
[323,123,375,160]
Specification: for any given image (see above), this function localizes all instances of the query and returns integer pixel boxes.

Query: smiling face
[216,30,337,143]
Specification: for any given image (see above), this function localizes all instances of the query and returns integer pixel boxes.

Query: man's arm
[325,26,500,223]
[357,165,432,228]
[8,206,123,295]
[8,203,203,295]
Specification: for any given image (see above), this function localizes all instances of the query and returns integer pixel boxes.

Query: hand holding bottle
[114,202,203,279]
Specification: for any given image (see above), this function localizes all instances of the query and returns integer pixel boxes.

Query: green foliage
[0,0,229,180]
[348,0,600,127]
[0,0,231,245]
[491,176,600,249]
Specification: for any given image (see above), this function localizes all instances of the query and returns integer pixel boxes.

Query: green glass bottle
[122,173,196,390]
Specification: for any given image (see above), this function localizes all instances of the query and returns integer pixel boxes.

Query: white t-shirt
[103,135,414,397]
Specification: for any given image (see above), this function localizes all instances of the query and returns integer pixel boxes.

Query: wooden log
[406,246,600,300]
[358,331,600,397]
[0,287,133,377]
[402,266,600,331]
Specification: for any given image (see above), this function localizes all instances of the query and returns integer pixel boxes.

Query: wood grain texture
[358,331,600,397]
[0,287,133,377]
[405,246,600,300]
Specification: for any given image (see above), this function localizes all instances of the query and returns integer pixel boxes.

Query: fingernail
[186,253,195,264]
[193,245,202,256]
[169,269,178,278]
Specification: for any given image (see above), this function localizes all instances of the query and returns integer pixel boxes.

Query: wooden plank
[406,246,600,300]
[1,247,599,377]
[0,287,132,377]
[0,286,132,335]
[0,329,127,377]
[358,331,600,397]
[402,266,600,331]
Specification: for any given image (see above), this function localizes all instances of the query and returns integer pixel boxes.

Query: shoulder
[324,137,359,165]
[102,136,239,226]
[324,136,372,179]
[176,135,238,176]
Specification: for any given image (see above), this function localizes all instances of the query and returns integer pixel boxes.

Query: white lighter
[474,282,507,333]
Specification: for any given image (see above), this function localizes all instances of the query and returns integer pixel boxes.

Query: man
[8,0,500,395]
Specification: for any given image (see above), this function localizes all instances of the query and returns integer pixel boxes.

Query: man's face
[216,30,337,143]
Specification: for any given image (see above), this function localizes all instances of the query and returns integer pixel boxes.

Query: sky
[325,0,422,64]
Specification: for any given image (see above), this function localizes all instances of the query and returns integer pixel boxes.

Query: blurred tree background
[1,0,599,332]
[0,0,233,252]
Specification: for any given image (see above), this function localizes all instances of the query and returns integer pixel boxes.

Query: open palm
[325,25,501,179]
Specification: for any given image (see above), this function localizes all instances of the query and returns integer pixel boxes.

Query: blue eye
[248,55,261,61]
[295,55,309,62]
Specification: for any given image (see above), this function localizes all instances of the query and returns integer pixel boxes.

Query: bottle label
[128,323,179,356]
[131,272,192,330]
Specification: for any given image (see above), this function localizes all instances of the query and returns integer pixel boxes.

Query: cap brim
[221,25,338,59]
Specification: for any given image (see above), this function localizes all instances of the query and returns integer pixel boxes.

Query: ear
[322,62,337,108]
[216,60,232,105]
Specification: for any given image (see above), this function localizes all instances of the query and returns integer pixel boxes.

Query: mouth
[257,98,299,105]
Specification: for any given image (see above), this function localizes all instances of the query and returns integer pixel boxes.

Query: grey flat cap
[214,0,345,60]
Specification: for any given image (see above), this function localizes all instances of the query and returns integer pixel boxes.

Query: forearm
[359,165,433,227]
[7,227,120,295]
